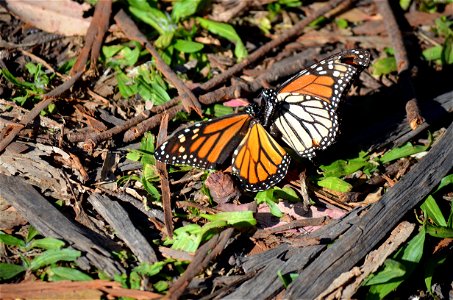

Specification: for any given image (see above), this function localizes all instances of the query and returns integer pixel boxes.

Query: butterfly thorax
[259,88,278,128]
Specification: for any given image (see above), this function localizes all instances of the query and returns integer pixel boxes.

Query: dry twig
[156,113,173,237]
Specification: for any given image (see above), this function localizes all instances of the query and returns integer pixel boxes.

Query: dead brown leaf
[0,197,27,231]
[6,0,91,36]
[0,280,161,300]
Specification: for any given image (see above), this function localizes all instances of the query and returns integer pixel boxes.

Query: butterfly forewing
[273,49,370,158]
[232,121,291,191]
[277,49,370,109]
[155,113,253,169]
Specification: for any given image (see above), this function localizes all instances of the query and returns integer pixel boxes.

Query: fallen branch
[123,104,182,143]
[156,113,173,238]
[66,110,151,144]
[70,0,112,76]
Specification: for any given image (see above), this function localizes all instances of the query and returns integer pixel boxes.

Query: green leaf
[320,155,371,178]
[267,199,284,218]
[366,228,425,298]
[435,16,453,38]
[421,195,447,227]
[372,56,397,76]
[154,280,169,292]
[0,67,37,90]
[47,266,92,281]
[29,248,81,271]
[425,224,453,238]
[380,141,429,164]
[255,186,299,216]
[0,263,26,280]
[140,132,155,162]
[448,201,453,228]
[424,253,447,293]
[155,32,175,49]
[116,70,138,98]
[167,212,256,253]
[136,64,171,105]
[255,188,283,218]
[197,18,248,59]
[274,186,300,203]
[363,259,406,285]
[317,177,352,193]
[174,39,204,53]
[117,46,141,67]
[200,211,256,226]
[129,3,175,48]
[335,18,349,29]
[26,226,40,243]
[172,0,203,22]
[399,0,412,10]
[434,174,453,193]
[129,271,141,290]
[0,233,25,247]
[278,0,302,8]
[441,35,453,64]
[205,104,234,117]
[136,78,171,105]
[422,45,443,62]
[28,237,65,250]
[309,16,328,29]
[134,261,167,276]
[126,150,141,162]
[102,44,125,59]
[167,224,204,253]
[142,176,161,201]
[278,270,299,288]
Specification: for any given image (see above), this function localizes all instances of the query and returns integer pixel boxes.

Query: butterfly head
[338,49,371,68]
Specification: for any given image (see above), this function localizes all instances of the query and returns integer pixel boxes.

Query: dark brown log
[0,174,124,277]
[225,209,365,299]
[88,193,158,264]
[225,118,452,299]
[286,120,453,299]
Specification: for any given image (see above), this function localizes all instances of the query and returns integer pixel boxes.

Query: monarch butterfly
[154,49,370,191]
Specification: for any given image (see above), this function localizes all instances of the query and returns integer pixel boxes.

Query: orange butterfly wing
[232,121,290,191]
[277,49,370,108]
[155,113,253,169]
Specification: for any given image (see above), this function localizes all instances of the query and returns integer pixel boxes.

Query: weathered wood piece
[227,209,364,299]
[226,120,452,299]
[0,174,124,277]
[88,193,158,263]
[0,143,76,201]
[286,121,453,299]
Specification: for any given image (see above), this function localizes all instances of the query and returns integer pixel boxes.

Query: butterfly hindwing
[232,121,291,192]
[155,113,253,169]
[273,95,339,158]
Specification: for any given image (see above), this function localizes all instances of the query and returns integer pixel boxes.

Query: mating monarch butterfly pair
[154,49,371,192]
